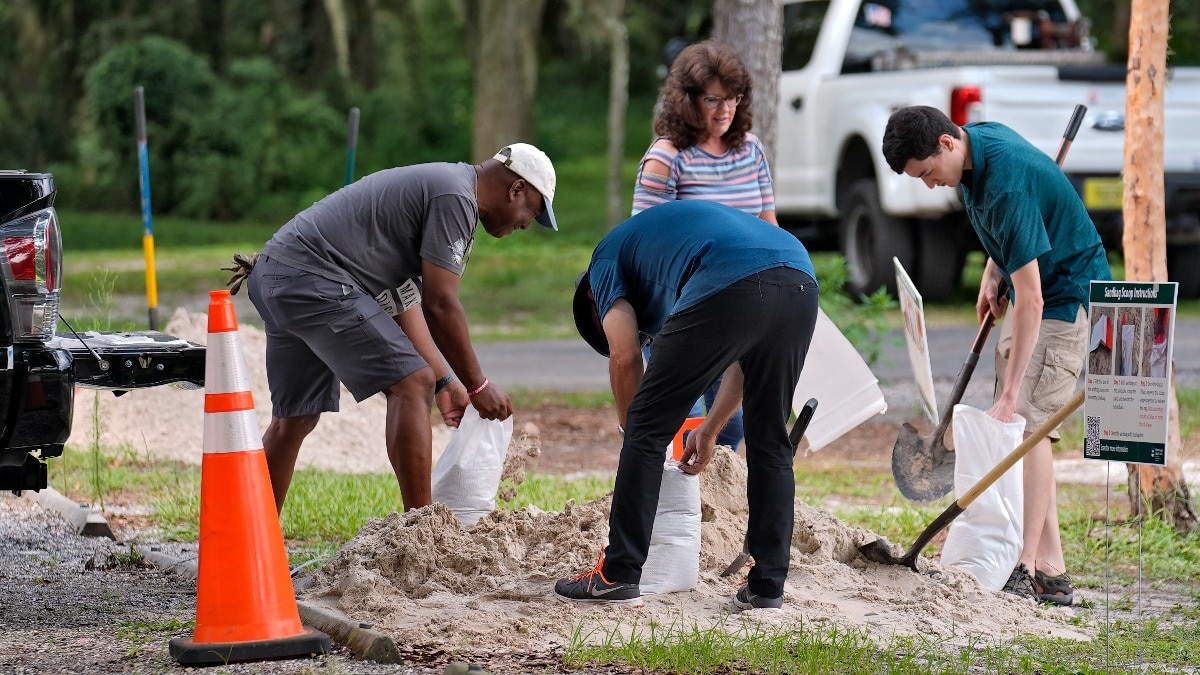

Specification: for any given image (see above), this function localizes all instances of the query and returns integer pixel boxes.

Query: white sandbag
[940,404,1025,591]
[640,458,701,594]
[431,405,513,527]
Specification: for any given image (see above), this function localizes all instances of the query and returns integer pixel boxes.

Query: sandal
[1034,569,1074,606]
[1002,563,1037,600]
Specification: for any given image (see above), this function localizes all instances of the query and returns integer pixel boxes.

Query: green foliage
[179,57,344,220]
[814,255,899,365]
[75,36,216,213]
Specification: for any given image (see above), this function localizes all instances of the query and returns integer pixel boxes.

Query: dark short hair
[882,106,961,174]
[573,271,610,357]
[654,39,753,150]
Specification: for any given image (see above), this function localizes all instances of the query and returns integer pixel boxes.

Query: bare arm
[680,363,743,475]
[758,210,779,226]
[602,298,643,428]
[988,260,1043,423]
[421,260,512,420]
[394,305,468,427]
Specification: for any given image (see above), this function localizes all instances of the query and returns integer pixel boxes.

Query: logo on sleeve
[450,237,474,267]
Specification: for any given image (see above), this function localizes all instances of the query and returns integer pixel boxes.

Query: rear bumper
[49,330,206,390]
[1067,172,1200,244]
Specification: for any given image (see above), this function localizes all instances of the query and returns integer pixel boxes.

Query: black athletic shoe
[733,584,783,610]
[1002,563,1038,600]
[554,556,643,607]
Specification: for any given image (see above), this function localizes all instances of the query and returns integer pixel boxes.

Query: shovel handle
[958,389,1084,508]
[928,277,1008,446]
[902,390,1085,559]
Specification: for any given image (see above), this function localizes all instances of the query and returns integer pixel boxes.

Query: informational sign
[1083,281,1177,465]
[893,257,938,426]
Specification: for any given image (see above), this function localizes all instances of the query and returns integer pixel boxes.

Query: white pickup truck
[774,0,1200,301]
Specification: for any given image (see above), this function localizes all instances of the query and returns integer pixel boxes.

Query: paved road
[476,318,1200,420]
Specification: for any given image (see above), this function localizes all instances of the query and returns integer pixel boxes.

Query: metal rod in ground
[344,107,360,186]
[134,85,159,331]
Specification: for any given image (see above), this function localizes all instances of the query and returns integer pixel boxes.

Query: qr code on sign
[1084,415,1101,457]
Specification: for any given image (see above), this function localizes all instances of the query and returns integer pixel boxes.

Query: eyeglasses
[698,94,744,110]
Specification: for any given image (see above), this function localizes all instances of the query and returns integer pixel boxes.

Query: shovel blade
[858,536,920,573]
[719,550,750,577]
[891,422,955,502]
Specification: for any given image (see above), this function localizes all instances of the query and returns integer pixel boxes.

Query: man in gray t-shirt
[246,143,558,513]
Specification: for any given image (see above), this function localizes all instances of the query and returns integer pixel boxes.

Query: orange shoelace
[569,551,609,583]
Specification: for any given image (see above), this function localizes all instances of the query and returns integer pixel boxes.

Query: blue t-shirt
[587,200,817,335]
[961,122,1111,321]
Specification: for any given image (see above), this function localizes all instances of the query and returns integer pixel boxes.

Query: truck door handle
[790,96,803,111]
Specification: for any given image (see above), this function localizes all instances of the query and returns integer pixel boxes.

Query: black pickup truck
[0,170,206,492]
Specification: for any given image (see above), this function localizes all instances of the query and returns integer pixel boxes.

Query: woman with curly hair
[633,39,777,224]
[633,39,778,451]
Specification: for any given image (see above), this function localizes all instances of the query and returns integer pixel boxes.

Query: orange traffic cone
[671,417,704,461]
[169,290,330,665]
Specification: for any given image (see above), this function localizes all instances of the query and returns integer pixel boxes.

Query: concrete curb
[21,486,116,539]
[141,549,400,663]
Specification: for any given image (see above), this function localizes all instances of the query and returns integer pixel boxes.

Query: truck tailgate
[49,331,205,391]
[976,66,1200,173]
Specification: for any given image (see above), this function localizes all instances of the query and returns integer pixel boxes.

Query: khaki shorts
[995,306,1087,441]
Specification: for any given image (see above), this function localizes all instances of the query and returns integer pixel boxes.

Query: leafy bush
[813,255,897,366]
[67,38,345,222]
[74,36,216,213]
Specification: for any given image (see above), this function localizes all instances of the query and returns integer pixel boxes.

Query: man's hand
[469,380,513,421]
[680,424,718,475]
[435,381,469,428]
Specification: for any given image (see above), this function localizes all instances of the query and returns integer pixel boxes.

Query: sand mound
[304,449,1092,654]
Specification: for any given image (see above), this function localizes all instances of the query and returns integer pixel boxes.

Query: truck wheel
[1167,243,1200,298]
[839,179,914,299]
[914,217,965,302]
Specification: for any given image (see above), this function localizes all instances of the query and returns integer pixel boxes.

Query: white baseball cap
[493,143,558,231]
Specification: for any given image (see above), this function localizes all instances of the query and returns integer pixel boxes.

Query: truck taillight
[1,208,62,342]
[950,86,982,126]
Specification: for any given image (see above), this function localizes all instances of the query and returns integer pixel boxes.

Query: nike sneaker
[733,584,783,610]
[554,554,643,607]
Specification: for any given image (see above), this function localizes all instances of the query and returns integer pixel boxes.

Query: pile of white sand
[302,449,1091,654]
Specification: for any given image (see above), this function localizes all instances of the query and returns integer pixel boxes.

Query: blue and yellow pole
[134,86,159,330]
[344,107,360,186]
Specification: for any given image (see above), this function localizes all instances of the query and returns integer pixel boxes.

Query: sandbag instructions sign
[1083,281,1177,465]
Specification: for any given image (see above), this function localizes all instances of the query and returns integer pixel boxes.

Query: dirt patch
[63,309,1133,669]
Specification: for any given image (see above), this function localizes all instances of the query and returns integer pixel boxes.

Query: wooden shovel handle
[958,390,1085,508]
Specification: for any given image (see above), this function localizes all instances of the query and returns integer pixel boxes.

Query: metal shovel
[889,103,1088,503]
[719,398,818,577]
[861,390,1083,572]
[891,306,1000,502]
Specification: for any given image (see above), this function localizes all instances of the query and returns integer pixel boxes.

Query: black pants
[603,267,818,599]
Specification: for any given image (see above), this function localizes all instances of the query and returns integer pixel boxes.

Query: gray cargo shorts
[248,255,427,417]
[995,306,1087,441]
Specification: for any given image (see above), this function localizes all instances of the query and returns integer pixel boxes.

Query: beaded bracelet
[466,378,490,397]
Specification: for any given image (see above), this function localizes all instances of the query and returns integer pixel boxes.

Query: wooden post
[1123,0,1197,532]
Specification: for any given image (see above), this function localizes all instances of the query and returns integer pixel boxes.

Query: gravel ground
[0,493,451,675]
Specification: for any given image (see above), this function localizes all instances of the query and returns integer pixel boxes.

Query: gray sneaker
[554,559,643,607]
[733,584,783,610]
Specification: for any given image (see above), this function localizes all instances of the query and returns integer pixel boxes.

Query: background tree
[465,0,547,162]
[1122,0,1198,533]
[712,0,783,167]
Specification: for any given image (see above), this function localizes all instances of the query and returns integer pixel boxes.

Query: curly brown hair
[653,39,754,150]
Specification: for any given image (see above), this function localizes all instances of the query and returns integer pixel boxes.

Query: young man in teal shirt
[883,106,1111,605]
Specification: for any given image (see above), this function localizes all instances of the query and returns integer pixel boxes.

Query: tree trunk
[1122,0,1198,534]
[711,0,783,167]
[605,0,629,228]
[468,0,547,162]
